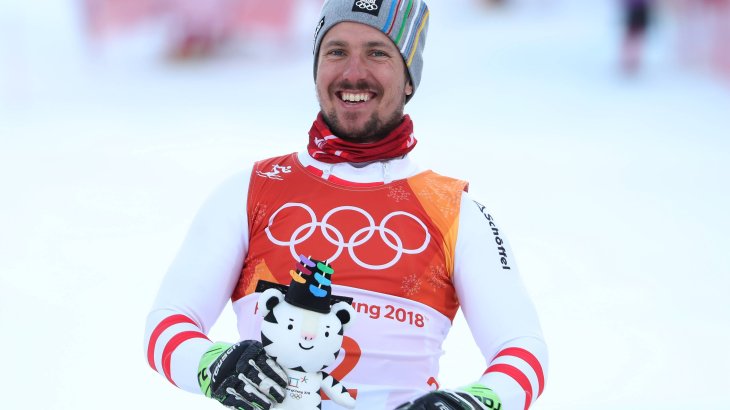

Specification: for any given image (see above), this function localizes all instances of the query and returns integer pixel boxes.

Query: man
[620,0,654,74]
[144,1,548,409]
[82,0,300,60]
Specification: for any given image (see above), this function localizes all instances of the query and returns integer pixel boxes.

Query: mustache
[334,80,380,92]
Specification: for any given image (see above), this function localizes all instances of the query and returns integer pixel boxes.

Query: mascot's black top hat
[256,255,352,314]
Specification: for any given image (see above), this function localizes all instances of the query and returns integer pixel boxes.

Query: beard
[319,79,405,143]
[322,108,404,143]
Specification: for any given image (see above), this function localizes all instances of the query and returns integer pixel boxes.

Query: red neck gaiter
[307,113,417,164]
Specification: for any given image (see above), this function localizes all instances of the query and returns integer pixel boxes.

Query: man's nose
[342,54,367,81]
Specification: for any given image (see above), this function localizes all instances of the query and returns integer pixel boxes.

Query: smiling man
[144,1,548,410]
[316,21,413,142]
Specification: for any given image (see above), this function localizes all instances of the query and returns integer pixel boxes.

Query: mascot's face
[258,288,355,373]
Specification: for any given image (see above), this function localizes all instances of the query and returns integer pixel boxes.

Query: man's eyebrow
[321,40,393,49]
[365,40,391,48]
[322,40,348,48]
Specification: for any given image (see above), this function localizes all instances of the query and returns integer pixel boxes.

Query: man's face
[316,22,413,143]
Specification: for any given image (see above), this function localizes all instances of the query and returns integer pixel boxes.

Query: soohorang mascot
[256,256,356,409]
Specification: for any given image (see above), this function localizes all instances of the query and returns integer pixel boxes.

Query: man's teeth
[341,93,370,102]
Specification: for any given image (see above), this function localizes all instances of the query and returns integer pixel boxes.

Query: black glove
[198,340,288,410]
[395,384,502,410]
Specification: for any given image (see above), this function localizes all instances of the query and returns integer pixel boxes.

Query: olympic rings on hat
[355,0,379,11]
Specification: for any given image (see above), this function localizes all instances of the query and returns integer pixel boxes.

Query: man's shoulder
[252,152,297,167]
[408,169,469,193]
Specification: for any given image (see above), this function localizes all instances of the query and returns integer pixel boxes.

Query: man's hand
[395,383,502,410]
[198,340,288,410]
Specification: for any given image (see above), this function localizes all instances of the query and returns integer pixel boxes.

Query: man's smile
[336,91,375,105]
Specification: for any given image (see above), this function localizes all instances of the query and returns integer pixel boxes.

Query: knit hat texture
[313,0,430,101]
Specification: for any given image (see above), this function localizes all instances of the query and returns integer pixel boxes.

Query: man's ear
[405,80,414,97]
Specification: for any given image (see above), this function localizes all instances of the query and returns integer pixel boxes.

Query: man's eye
[371,50,387,57]
[327,49,345,56]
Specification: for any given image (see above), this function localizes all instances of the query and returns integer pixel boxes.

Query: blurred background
[1,0,729,409]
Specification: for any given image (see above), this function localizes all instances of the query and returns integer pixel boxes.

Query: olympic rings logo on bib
[265,203,430,270]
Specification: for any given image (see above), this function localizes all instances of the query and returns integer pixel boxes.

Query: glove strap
[460,383,503,409]
[197,342,233,397]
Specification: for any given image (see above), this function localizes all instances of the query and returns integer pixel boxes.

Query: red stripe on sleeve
[147,314,198,371]
[494,347,545,397]
[485,364,533,410]
[161,330,210,387]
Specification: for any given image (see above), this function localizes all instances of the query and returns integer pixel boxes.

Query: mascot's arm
[319,371,356,409]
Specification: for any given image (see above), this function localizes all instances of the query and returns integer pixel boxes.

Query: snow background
[1,0,728,409]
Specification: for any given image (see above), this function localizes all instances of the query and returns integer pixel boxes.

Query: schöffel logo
[352,0,383,16]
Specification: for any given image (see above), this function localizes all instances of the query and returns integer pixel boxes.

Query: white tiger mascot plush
[257,257,356,409]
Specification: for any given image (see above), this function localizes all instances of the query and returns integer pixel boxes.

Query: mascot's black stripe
[263,310,278,324]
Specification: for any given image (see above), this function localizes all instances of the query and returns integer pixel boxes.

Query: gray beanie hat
[313,0,430,102]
